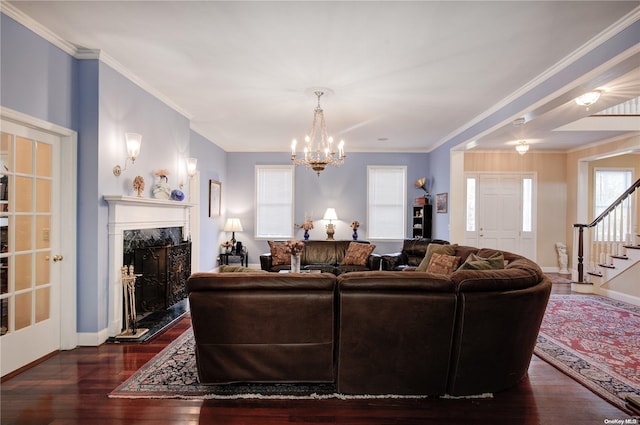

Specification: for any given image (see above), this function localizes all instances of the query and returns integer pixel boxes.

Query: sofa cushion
[426,253,460,275]
[341,242,376,266]
[219,265,269,273]
[268,241,291,265]
[417,243,458,272]
[458,252,505,271]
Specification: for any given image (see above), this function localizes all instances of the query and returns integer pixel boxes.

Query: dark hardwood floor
[1,279,635,425]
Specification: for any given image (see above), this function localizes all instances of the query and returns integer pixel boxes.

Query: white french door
[464,173,536,260]
[0,119,65,376]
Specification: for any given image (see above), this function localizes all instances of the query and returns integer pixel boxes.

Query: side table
[219,250,248,267]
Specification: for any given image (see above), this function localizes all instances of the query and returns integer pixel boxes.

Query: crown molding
[1,2,192,120]
[1,1,77,55]
[76,48,193,119]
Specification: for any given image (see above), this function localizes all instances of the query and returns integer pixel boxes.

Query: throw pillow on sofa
[458,251,505,270]
[417,243,458,272]
[341,242,376,266]
[426,252,460,275]
[268,241,291,265]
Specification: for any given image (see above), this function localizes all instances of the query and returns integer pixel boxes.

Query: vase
[304,229,310,240]
[291,254,301,273]
[352,229,358,240]
[171,189,184,201]
[152,175,171,200]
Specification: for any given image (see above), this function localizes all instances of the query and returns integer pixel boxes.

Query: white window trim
[366,165,407,241]
[254,165,295,239]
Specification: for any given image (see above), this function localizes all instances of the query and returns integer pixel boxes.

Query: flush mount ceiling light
[290,90,345,176]
[575,91,601,111]
[515,140,530,156]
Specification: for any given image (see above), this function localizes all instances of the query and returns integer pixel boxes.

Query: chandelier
[515,140,530,155]
[291,91,345,176]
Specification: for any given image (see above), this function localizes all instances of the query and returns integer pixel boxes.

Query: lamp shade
[186,157,198,176]
[223,218,243,232]
[323,208,338,221]
[125,133,142,161]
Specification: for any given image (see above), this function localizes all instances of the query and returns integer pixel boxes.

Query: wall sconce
[515,140,529,155]
[186,157,198,177]
[113,133,142,176]
[323,208,338,240]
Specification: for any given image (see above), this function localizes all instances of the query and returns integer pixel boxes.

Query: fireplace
[105,195,196,338]
[123,228,191,316]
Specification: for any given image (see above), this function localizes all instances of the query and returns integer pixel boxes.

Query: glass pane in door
[0,131,53,336]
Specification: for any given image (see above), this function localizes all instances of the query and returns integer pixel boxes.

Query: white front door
[0,120,64,376]
[464,173,536,259]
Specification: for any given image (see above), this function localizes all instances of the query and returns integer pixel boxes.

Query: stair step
[625,245,640,250]
[599,264,616,269]
[611,255,629,260]
[588,271,603,277]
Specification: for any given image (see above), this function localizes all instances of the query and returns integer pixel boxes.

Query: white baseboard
[77,328,110,347]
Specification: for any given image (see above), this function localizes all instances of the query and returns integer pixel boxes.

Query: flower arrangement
[285,239,305,256]
[300,219,314,231]
[155,168,170,180]
[350,220,360,231]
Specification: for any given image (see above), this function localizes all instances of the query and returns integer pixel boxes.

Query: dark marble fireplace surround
[122,227,191,318]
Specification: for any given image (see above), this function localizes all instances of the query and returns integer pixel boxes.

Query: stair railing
[573,178,640,283]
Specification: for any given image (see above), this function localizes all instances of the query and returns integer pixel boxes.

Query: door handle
[53,255,63,262]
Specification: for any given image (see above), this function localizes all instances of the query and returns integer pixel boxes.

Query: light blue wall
[226,152,433,258]
[427,146,452,240]
[0,13,76,130]
[76,59,101,331]
[190,130,227,271]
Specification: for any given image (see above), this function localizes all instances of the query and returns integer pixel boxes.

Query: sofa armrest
[380,252,406,271]
[367,253,383,270]
[259,253,273,271]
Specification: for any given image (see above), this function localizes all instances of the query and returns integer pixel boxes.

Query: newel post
[574,224,585,283]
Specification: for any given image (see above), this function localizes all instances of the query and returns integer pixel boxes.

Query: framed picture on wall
[209,180,221,217]
[436,192,448,213]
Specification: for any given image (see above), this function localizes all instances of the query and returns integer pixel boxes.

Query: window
[522,178,532,232]
[255,165,294,239]
[367,166,406,240]
[594,168,633,242]
[465,177,476,232]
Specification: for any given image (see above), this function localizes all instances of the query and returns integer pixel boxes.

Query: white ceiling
[6,1,640,153]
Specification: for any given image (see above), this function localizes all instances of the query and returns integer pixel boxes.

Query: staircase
[572,178,640,306]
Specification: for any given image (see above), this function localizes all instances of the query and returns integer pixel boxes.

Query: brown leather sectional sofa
[187,247,551,396]
[259,240,382,274]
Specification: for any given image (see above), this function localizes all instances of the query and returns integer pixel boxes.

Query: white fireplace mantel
[104,195,196,337]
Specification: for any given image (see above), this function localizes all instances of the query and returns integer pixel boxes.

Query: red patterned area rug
[534,295,640,412]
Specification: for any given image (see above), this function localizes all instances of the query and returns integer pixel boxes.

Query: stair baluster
[574,178,640,284]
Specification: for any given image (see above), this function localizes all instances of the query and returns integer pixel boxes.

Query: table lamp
[323,208,338,240]
[223,218,243,246]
